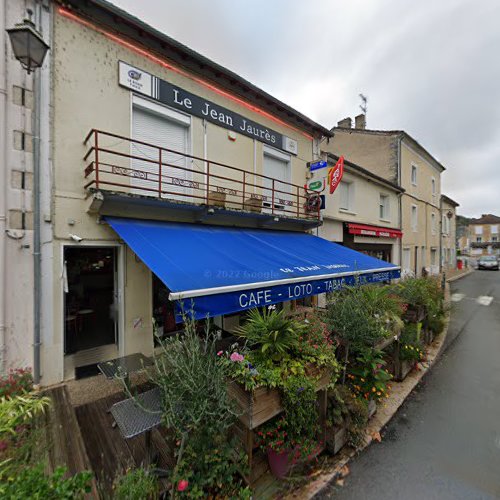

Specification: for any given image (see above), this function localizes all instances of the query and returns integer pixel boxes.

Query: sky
[110,0,500,218]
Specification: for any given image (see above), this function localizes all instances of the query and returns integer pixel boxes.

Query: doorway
[64,247,117,355]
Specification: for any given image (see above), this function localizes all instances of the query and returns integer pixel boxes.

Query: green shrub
[235,307,305,359]
[149,315,248,498]
[113,468,158,500]
[0,464,91,499]
[399,323,424,362]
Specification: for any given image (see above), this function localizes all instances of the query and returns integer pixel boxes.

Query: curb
[446,269,474,283]
[288,286,453,499]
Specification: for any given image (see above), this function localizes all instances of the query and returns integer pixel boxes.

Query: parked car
[477,255,499,270]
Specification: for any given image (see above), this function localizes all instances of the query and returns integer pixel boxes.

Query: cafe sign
[119,61,298,154]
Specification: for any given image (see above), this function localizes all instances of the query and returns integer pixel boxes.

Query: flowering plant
[347,349,392,402]
[0,368,33,399]
[399,323,425,362]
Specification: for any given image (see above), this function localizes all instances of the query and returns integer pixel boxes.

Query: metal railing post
[272,179,275,215]
[242,171,246,209]
[296,186,300,217]
[206,162,210,204]
[158,148,162,198]
[94,130,99,189]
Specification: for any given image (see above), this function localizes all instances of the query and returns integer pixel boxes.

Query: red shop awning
[347,223,402,239]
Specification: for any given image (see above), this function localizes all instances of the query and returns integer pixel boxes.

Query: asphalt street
[317,270,500,500]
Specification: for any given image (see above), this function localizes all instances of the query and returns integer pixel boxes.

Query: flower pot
[267,448,291,478]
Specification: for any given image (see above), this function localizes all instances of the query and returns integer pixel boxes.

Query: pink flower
[177,480,189,491]
[230,352,244,362]
[217,350,223,356]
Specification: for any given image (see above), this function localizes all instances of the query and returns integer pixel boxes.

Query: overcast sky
[111,0,499,217]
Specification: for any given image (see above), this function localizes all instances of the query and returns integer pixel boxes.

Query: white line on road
[451,293,466,302]
[476,296,494,306]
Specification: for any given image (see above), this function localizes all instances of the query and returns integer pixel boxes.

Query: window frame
[411,164,418,186]
[411,204,418,232]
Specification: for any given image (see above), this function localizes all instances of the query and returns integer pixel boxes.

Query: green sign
[308,180,323,191]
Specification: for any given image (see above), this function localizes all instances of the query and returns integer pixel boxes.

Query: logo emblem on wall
[128,69,142,81]
[328,156,344,194]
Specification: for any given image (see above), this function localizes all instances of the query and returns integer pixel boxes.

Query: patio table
[110,387,163,467]
[97,352,153,390]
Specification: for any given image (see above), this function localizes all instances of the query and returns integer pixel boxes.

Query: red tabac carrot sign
[328,156,344,194]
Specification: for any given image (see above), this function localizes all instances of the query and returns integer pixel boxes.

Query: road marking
[476,296,494,306]
[451,293,465,302]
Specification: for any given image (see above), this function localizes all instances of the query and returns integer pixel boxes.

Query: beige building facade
[467,214,500,258]
[440,195,459,271]
[316,154,403,265]
[323,119,446,277]
[5,0,331,385]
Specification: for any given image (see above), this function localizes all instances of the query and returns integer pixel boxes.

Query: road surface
[317,270,500,500]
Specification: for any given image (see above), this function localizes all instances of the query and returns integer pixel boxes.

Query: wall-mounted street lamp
[6,9,49,74]
[6,7,49,385]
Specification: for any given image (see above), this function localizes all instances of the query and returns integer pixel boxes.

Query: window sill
[379,218,392,223]
[339,208,357,215]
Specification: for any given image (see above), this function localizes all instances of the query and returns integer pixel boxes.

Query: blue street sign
[309,160,328,172]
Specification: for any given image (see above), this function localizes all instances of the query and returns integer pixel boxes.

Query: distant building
[322,116,446,277]
[440,195,459,271]
[467,214,500,257]
[317,153,404,265]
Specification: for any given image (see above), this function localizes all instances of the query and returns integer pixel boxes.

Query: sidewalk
[444,267,474,282]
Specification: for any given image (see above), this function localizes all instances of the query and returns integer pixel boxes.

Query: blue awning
[105,217,400,321]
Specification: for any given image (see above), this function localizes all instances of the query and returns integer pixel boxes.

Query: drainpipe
[0,0,7,373]
[397,136,403,272]
[32,2,42,385]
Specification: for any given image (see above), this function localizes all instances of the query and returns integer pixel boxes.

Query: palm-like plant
[235,308,304,359]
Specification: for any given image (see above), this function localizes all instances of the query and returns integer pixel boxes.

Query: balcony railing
[83,129,319,221]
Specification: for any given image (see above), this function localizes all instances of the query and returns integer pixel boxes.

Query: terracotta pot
[267,448,291,478]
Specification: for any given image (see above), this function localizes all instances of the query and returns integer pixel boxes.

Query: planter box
[394,358,413,382]
[403,305,425,323]
[244,196,263,213]
[228,365,332,429]
[325,424,348,455]
[208,190,226,207]
[423,328,434,345]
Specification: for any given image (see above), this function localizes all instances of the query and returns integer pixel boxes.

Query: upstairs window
[379,194,390,220]
[339,181,354,211]
[411,205,418,231]
[431,213,436,234]
[411,165,417,185]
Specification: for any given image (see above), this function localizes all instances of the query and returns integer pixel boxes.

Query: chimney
[337,117,352,128]
[354,113,366,129]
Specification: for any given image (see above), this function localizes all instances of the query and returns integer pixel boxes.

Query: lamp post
[6,8,49,385]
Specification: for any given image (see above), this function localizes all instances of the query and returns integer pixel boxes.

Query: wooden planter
[228,365,332,429]
[423,328,434,345]
[325,424,348,455]
[229,365,332,485]
[393,341,415,381]
[403,305,425,323]
[394,357,413,382]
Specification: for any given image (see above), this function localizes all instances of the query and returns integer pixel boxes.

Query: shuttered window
[263,148,291,211]
[132,103,190,200]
